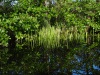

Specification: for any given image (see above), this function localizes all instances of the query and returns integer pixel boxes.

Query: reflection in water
[0,36,100,75]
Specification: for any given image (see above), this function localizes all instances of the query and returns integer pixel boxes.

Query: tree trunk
[96,0,100,2]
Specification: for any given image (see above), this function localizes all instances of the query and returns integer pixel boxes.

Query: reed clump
[20,26,86,49]
[60,26,85,43]
[38,26,61,49]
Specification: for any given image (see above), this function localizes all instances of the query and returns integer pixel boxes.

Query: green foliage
[0,0,100,47]
[0,28,9,46]
[0,0,100,74]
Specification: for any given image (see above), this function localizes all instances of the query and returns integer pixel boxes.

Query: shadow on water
[0,34,100,75]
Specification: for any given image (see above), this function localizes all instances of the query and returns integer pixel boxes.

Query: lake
[0,34,100,75]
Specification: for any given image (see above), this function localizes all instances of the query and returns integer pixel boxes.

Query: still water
[0,36,100,75]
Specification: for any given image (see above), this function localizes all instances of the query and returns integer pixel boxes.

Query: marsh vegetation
[0,0,100,75]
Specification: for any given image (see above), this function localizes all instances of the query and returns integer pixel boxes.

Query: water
[0,36,100,75]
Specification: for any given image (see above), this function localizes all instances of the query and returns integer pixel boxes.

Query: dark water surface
[0,36,100,75]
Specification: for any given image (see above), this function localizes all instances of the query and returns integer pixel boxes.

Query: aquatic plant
[38,26,61,49]
[23,25,87,49]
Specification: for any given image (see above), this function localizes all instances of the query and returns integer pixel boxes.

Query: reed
[61,26,85,43]
[38,26,61,49]
[18,26,86,49]
[98,33,100,42]
[29,32,38,49]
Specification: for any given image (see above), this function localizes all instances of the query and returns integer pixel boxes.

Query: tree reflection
[0,35,100,75]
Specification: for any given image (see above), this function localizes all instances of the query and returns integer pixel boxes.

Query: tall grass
[18,26,86,49]
[38,26,61,49]
[61,26,85,43]
[37,26,85,49]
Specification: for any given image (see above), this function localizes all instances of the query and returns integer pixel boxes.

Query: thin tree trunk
[96,0,100,2]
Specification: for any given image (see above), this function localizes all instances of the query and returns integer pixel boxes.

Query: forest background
[0,0,100,47]
[0,0,100,74]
